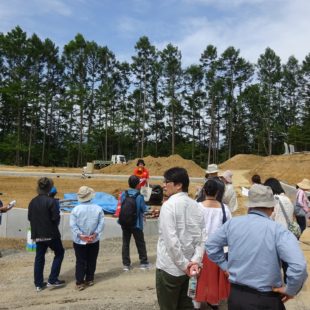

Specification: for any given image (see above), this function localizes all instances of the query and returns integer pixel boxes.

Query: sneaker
[139,263,151,270]
[47,279,66,287]
[36,282,47,292]
[85,280,94,286]
[123,265,131,271]
[75,283,86,291]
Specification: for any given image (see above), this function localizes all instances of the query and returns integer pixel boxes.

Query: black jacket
[28,194,61,239]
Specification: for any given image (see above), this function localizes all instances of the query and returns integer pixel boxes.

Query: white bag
[140,184,152,202]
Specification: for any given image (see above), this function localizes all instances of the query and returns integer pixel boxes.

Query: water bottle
[7,200,16,209]
[187,271,197,298]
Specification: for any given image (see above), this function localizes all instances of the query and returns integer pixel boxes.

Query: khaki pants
[156,268,194,310]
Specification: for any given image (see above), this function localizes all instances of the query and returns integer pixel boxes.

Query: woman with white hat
[70,186,104,291]
[295,179,310,235]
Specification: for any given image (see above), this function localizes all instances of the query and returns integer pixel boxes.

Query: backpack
[118,191,139,228]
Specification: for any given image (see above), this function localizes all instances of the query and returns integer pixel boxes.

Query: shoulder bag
[277,197,301,239]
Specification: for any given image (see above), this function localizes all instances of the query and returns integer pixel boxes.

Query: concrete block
[102,217,122,239]
[2,208,159,241]
[6,208,28,239]
[0,212,7,237]
[61,213,72,241]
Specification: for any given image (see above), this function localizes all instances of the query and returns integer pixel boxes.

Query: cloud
[117,16,142,37]
[170,0,310,66]
[0,0,73,31]
[182,0,277,8]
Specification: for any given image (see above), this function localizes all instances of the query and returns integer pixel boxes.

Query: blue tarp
[62,192,118,214]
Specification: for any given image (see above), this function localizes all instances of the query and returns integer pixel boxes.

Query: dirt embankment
[101,154,205,177]
[219,153,310,185]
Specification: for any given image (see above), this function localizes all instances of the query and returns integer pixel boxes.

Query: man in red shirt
[133,159,149,189]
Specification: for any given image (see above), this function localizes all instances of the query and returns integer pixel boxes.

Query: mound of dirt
[219,154,264,170]
[100,155,205,177]
[248,153,310,185]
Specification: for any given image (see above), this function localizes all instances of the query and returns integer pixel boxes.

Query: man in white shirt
[156,167,205,310]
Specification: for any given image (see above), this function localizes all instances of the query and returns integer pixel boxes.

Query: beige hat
[247,184,275,208]
[297,179,310,190]
[77,186,95,202]
[222,170,233,183]
[206,164,219,174]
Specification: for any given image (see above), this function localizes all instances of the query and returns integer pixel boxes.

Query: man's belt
[231,283,280,297]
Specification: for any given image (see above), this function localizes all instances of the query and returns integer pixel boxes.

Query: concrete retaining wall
[0,208,158,240]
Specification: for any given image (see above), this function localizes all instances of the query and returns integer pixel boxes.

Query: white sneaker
[139,263,152,270]
[123,265,131,271]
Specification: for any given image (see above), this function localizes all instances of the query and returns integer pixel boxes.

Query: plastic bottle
[187,270,197,298]
[7,200,16,209]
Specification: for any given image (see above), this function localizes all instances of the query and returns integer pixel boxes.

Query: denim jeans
[73,241,100,285]
[34,238,65,287]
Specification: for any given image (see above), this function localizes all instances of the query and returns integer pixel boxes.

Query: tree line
[0,26,309,168]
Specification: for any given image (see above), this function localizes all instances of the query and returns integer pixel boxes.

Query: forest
[0,26,309,168]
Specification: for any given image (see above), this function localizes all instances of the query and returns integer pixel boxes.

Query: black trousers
[73,241,99,285]
[121,226,148,266]
[228,283,285,310]
[296,215,306,237]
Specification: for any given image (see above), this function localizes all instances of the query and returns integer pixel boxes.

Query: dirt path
[1,168,310,309]
[1,233,310,310]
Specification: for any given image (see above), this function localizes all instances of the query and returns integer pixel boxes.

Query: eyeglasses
[163,180,174,185]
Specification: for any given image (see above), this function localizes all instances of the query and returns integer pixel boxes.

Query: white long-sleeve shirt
[156,192,206,276]
[271,193,294,229]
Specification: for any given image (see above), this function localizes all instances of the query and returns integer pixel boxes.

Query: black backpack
[119,191,139,228]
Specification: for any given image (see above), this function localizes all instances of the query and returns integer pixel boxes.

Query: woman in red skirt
[194,178,231,309]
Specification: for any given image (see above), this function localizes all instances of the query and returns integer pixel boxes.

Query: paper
[241,187,249,197]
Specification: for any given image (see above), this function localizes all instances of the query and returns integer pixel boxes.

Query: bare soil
[1,154,310,309]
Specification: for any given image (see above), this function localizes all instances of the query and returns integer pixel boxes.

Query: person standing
[196,164,225,203]
[28,177,65,292]
[194,179,231,310]
[221,170,238,213]
[70,186,104,291]
[133,159,150,189]
[264,177,295,283]
[156,167,205,310]
[263,178,294,230]
[0,198,16,258]
[295,178,310,235]
[206,184,308,310]
[119,175,150,271]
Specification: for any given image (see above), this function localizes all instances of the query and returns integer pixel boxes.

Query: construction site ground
[0,153,309,309]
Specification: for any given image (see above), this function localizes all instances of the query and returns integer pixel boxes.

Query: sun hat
[222,170,233,183]
[247,184,275,208]
[77,186,95,202]
[206,164,219,174]
[297,179,310,190]
[136,159,145,166]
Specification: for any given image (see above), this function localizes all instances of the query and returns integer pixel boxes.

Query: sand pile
[100,154,205,177]
[248,153,310,185]
[219,153,310,185]
[219,154,264,170]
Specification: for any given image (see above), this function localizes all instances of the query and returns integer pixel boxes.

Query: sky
[1,0,310,66]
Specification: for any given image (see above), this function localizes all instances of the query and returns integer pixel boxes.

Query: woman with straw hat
[295,178,310,236]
